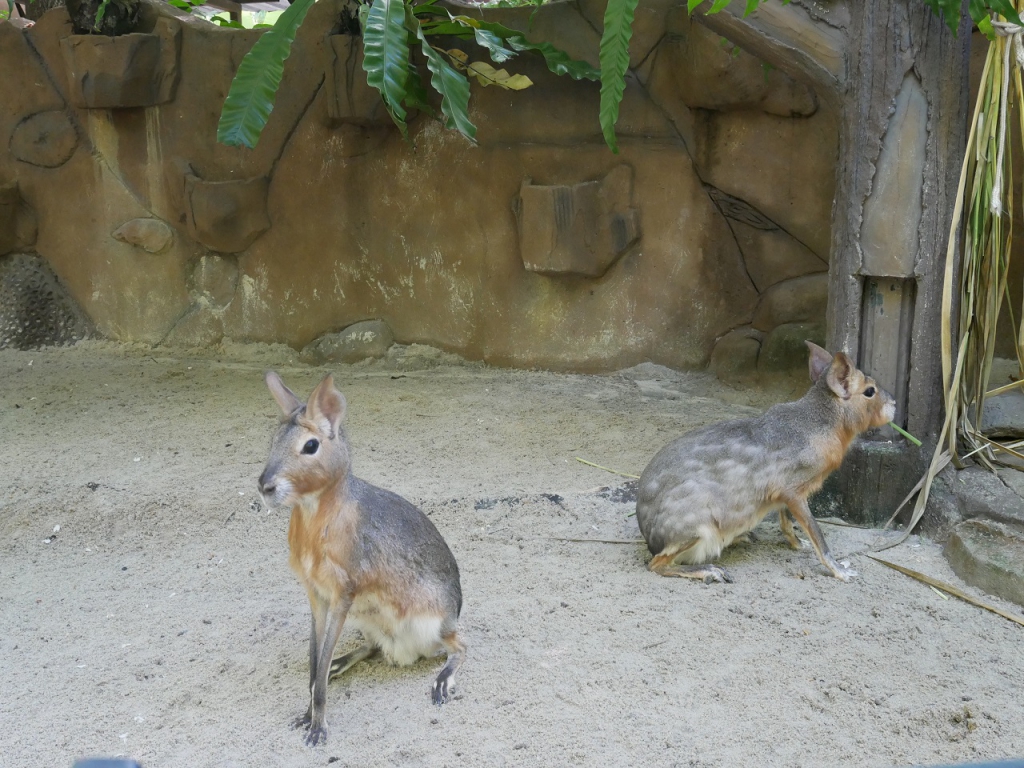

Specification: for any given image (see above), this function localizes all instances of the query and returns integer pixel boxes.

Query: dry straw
[894,10,1024,545]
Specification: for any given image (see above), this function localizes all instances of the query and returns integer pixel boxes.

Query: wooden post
[698,0,970,523]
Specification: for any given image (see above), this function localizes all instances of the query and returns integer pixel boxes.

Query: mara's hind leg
[648,540,733,584]
[778,508,803,551]
[328,645,378,681]
[431,631,466,706]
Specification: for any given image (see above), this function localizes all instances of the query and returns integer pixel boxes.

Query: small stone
[300,320,395,365]
[710,327,763,385]
[752,273,829,333]
[113,218,174,254]
[757,322,826,375]
[10,110,79,169]
[944,518,1024,608]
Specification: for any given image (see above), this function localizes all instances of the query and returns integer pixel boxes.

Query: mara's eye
[864,387,876,398]
[301,439,319,455]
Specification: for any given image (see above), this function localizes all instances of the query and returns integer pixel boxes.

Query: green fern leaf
[216,0,317,148]
[363,0,411,139]
[599,0,639,153]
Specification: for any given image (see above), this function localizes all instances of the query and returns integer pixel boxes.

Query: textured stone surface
[517,165,641,277]
[757,322,826,374]
[950,466,1024,529]
[752,273,829,332]
[652,9,818,117]
[112,217,173,254]
[325,34,395,129]
[860,74,927,278]
[693,107,838,259]
[945,518,1024,608]
[162,303,224,348]
[184,174,271,254]
[191,255,238,308]
[0,182,37,255]
[730,220,828,292]
[60,18,181,108]
[0,252,93,349]
[979,389,1024,439]
[9,110,79,168]
[710,327,762,384]
[300,320,395,365]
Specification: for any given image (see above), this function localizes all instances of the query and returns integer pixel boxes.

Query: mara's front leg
[305,598,351,747]
[292,590,328,732]
[784,496,855,581]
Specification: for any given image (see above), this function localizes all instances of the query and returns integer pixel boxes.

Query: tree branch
[693,0,848,101]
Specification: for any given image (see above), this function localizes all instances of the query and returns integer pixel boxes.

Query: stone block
[184,173,271,254]
[950,465,1024,529]
[191,255,238,308]
[710,326,762,384]
[945,518,1024,608]
[516,164,641,277]
[757,322,825,375]
[978,389,1024,439]
[9,110,79,168]
[59,18,181,108]
[112,217,173,254]
[752,273,828,332]
[300,320,395,365]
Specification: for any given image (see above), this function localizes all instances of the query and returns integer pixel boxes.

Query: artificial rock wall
[0,0,838,373]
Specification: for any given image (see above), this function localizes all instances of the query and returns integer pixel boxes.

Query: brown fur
[259,372,464,747]
[635,342,896,583]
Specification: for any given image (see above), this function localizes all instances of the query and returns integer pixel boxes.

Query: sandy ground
[1,342,1023,768]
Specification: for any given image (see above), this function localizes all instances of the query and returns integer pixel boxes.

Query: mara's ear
[806,341,834,383]
[265,371,302,415]
[825,351,854,400]
[306,374,347,438]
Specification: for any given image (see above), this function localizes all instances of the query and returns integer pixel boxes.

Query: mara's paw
[703,565,734,584]
[304,725,327,747]
[432,674,455,706]
[826,557,857,582]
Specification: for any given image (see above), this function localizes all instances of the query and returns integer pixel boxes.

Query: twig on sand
[548,537,644,544]
[866,554,1024,628]
[574,457,640,479]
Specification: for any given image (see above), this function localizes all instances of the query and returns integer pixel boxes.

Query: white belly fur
[347,592,444,666]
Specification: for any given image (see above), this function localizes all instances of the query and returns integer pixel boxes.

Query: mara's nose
[257,471,275,496]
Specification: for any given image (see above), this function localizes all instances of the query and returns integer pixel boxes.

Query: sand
[1,341,1023,768]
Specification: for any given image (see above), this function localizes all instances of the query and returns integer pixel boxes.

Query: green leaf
[598,0,639,153]
[449,16,600,81]
[363,0,412,139]
[987,0,1023,26]
[404,65,435,115]
[924,0,965,33]
[94,0,111,28]
[687,0,702,11]
[474,28,517,63]
[412,14,476,141]
[216,0,316,148]
[707,0,731,12]
[505,34,600,80]
[743,0,762,15]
